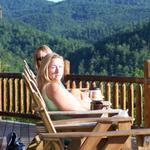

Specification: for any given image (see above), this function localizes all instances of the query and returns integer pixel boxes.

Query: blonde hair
[34,45,53,71]
[37,52,64,92]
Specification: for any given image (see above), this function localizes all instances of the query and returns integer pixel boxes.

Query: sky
[47,0,64,2]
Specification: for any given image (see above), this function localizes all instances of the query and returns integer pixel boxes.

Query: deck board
[0,121,6,137]
[0,120,36,150]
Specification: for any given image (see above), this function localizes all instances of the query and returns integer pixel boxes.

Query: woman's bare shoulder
[46,82,61,93]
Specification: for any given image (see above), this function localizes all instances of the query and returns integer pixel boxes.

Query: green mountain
[0,19,51,72]
[0,19,92,72]
[1,18,150,77]
[0,0,150,76]
[1,0,150,42]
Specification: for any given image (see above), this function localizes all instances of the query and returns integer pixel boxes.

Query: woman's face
[48,58,64,82]
[36,50,49,69]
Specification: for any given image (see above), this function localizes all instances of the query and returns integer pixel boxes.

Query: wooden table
[39,116,133,150]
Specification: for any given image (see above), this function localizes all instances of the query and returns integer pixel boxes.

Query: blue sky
[47,0,64,2]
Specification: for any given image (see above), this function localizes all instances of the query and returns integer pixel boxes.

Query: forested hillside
[0,19,52,71]
[0,0,150,77]
[1,0,150,42]
[0,19,93,72]
[1,18,150,77]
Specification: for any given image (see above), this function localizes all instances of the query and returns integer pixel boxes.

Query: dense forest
[0,0,150,77]
[1,0,150,42]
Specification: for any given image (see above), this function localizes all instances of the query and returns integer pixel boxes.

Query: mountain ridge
[1,0,150,42]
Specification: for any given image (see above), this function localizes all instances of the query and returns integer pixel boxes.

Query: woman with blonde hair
[37,53,90,111]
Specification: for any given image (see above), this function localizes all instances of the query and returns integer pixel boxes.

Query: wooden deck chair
[23,66,65,150]
[24,60,35,77]
[22,62,134,150]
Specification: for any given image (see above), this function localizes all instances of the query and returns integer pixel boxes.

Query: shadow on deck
[0,120,36,150]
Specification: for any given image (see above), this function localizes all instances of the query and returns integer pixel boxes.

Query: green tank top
[44,93,58,111]
[42,83,71,120]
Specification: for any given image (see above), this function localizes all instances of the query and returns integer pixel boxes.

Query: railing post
[64,60,70,76]
[64,60,70,88]
[144,60,150,128]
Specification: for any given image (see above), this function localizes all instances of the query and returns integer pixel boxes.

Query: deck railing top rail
[65,74,144,84]
[0,72,22,78]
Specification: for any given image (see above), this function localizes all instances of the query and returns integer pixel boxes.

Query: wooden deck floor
[0,119,36,150]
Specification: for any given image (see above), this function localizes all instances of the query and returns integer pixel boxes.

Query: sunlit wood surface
[0,120,36,149]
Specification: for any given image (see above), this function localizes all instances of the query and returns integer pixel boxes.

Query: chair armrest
[48,109,121,116]
[53,116,133,125]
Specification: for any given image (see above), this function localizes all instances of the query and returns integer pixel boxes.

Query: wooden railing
[0,60,150,127]
[64,60,150,128]
[0,73,33,118]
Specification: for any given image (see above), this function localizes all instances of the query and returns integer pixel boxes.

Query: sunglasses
[36,57,44,61]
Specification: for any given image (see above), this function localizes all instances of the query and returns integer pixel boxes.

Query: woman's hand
[70,89,91,109]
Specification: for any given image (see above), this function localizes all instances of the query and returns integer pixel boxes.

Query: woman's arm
[45,82,89,111]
